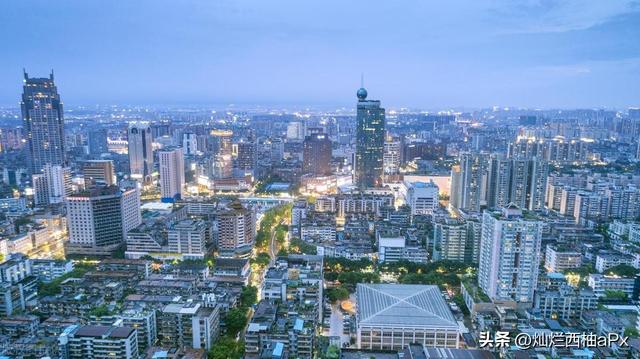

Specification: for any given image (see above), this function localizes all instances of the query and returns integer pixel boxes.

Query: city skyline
[1,1,639,108]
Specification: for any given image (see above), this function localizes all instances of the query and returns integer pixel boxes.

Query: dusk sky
[1,0,639,109]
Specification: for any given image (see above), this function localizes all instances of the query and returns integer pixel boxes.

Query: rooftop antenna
[23,68,28,81]
[50,69,54,81]
[360,73,364,88]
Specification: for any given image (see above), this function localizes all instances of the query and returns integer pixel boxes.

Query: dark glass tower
[303,132,332,176]
[21,70,66,173]
[354,87,385,188]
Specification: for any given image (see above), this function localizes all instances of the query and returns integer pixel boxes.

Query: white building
[159,147,185,202]
[595,253,635,273]
[182,132,198,156]
[377,233,428,264]
[356,283,460,350]
[168,219,207,259]
[587,274,636,298]
[478,205,542,303]
[405,181,439,216]
[544,245,582,272]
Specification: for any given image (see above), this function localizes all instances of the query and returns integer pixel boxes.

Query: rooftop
[356,283,458,329]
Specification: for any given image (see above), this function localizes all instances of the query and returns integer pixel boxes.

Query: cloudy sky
[1,0,639,108]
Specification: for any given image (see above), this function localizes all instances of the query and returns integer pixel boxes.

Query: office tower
[217,200,256,257]
[456,153,489,212]
[66,186,141,255]
[21,70,66,173]
[210,130,233,179]
[83,160,116,189]
[636,140,640,160]
[449,165,462,209]
[406,181,439,216]
[235,140,257,171]
[168,219,207,259]
[302,133,332,176]
[88,129,109,156]
[354,87,385,189]
[286,121,305,141]
[478,205,542,302]
[182,132,197,155]
[433,219,479,264]
[159,147,185,202]
[383,135,401,175]
[127,121,154,183]
[58,325,139,359]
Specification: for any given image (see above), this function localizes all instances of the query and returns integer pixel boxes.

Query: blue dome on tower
[357,87,368,100]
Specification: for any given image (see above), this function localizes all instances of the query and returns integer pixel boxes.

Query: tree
[321,345,340,359]
[603,290,628,301]
[326,287,350,303]
[209,337,245,359]
[225,308,248,336]
[606,264,638,277]
[240,286,258,308]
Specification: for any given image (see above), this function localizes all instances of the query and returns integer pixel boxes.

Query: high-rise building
[66,186,141,255]
[286,121,305,141]
[88,129,109,156]
[486,156,511,209]
[210,130,233,179]
[383,135,402,175]
[354,87,385,189]
[127,121,154,183]
[302,133,332,176]
[182,132,198,156]
[83,160,116,189]
[478,205,542,303]
[235,140,257,172]
[433,219,479,264]
[455,153,489,212]
[217,200,256,257]
[159,147,185,202]
[406,181,439,216]
[449,165,462,209]
[32,164,71,206]
[21,70,66,173]
[167,219,207,259]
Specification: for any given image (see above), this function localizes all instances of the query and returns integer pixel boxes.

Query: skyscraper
[159,147,185,202]
[235,140,257,172]
[456,153,489,212]
[127,121,154,183]
[303,132,332,176]
[21,70,66,173]
[354,87,385,189]
[478,205,542,303]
